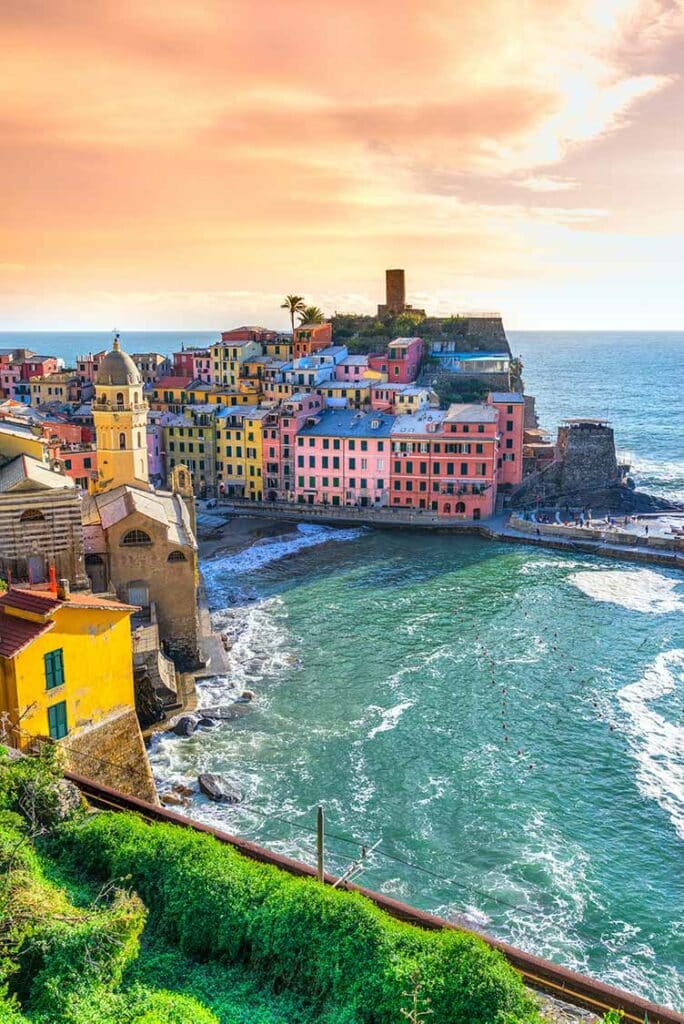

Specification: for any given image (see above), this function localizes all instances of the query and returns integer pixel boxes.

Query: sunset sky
[2,0,684,330]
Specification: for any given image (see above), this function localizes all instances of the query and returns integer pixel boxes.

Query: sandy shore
[197,514,299,561]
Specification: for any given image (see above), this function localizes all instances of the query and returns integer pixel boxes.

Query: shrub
[54,812,542,1024]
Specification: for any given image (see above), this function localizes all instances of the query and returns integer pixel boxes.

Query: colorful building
[293,322,333,360]
[488,392,525,487]
[389,404,500,518]
[295,408,394,507]
[386,337,423,383]
[91,338,150,494]
[29,372,81,408]
[163,405,217,497]
[173,348,212,383]
[210,339,261,387]
[0,584,137,748]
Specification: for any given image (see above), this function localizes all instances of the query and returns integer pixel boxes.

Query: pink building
[266,393,324,500]
[174,348,211,382]
[20,355,59,381]
[386,337,423,384]
[488,392,525,487]
[76,350,108,384]
[54,444,97,489]
[294,408,393,506]
[334,355,371,382]
[0,363,21,399]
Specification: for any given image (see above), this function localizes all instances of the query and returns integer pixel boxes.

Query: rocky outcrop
[198,773,241,803]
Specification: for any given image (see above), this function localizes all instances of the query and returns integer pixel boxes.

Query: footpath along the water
[211,499,684,571]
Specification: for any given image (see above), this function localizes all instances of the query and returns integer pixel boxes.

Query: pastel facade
[0,586,136,748]
[295,409,393,507]
[386,337,423,383]
[210,339,261,387]
[390,404,500,518]
[164,405,218,497]
[174,348,212,382]
[488,392,525,487]
[293,322,333,360]
[91,338,150,494]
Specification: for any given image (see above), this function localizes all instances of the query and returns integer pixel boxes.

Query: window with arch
[119,432,126,449]
[178,471,186,489]
[167,550,187,562]
[116,392,124,406]
[455,501,466,513]
[137,431,142,448]
[121,529,152,546]
[20,508,45,523]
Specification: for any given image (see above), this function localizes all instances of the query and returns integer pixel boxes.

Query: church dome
[96,336,141,386]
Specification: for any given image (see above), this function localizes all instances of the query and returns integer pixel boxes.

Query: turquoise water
[150,526,684,1009]
[3,329,683,501]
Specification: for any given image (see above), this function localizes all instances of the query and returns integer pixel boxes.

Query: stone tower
[92,335,150,493]
[169,463,196,536]
[385,269,406,312]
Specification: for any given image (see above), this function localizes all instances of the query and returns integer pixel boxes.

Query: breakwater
[214,498,684,571]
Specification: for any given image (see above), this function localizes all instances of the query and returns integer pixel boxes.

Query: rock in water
[171,714,200,737]
[198,773,241,803]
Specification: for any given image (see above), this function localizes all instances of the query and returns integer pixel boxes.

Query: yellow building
[0,585,137,748]
[314,382,372,409]
[210,340,261,388]
[0,419,48,463]
[29,373,78,408]
[91,336,150,493]
[215,405,274,499]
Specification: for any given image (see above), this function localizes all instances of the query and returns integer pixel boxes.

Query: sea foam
[206,522,364,577]
[570,568,684,614]
[617,650,684,839]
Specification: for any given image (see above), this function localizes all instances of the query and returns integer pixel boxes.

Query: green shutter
[48,701,68,740]
[44,650,64,690]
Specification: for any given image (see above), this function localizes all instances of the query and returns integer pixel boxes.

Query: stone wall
[61,708,158,803]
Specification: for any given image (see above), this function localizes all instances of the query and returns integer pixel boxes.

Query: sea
[5,329,683,1007]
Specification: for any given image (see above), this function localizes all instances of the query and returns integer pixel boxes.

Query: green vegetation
[330,313,508,356]
[0,748,543,1023]
[299,306,325,325]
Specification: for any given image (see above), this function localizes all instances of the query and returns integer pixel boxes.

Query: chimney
[57,578,70,600]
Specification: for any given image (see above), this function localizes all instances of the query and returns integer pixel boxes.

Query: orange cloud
[1,0,683,327]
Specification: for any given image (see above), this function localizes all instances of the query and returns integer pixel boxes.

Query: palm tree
[298,305,325,325]
[281,295,306,336]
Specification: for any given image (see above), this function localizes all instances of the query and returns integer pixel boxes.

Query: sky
[2,0,684,331]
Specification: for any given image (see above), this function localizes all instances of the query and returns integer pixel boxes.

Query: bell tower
[92,335,150,493]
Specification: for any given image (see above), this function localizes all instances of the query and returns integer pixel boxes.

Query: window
[360,440,368,451]
[477,424,485,433]
[419,462,427,474]
[298,476,305,487]
[20,508,44,523]
[83,457,91,468]
[507,405,513,414]
[297,455,304,467]
[44,649,64,690]
[332,456,340,469]
[168,550,187,562]
[475,444,483,454]
[116,392,124,405]
[309,456,315,468]
[119,432,126,449]
[506,438,513,449]
[506,420,514,431]
[348,440,355,450]
[349,457,356,470]
[48,700,68,740]
[121,529,152,546]
[309,476,315,488]
[377,441,384,451]
[323,439,330,449]
[64,459,72,470]
[322,456,329,468]
[377,479,384,489]
[406,461,413,474]
[393,480,401,490]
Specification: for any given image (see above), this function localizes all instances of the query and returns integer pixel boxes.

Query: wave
[620,452,684,502]
[206,522,364,577]
[367,700,415,739]
[570,568,684,614]
[617,650,684,839]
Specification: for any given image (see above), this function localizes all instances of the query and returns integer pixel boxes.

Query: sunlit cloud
[1,0,683,328]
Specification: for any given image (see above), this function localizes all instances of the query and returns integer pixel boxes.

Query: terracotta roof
[0,589,61,615]
[0,610,54,658]
[64,592,138,612]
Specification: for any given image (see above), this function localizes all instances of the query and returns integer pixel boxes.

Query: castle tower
[91,335,150,493]
[385,269,406,312]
